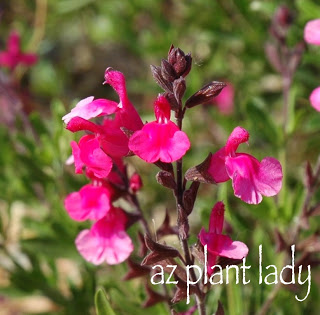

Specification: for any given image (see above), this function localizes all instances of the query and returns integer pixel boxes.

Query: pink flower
[71,134,113,178]
[212,83,234,115]
[208,127,283,204]
[64,183,112,221]
[75,207,133,265]
[64,69,143,157]
[104,68,143,132]
[62,96,118,124]
[0,31,37,70]
[304,19,320,46]
[128,95,190,163]
[199,201,248,275]
[309,86,320,112]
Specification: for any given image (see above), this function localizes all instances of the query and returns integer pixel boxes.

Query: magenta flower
[212,83,234,115]
[304,19,320,46]
[0,31,37,70]
[128,95,190,163]
[104,68,143,132]
[64,69,143,158]
[199,201,248,275]
[64,184,112,221]
[208,126,283,204]
[70,134,113,179]
[309,86,320,112]
[75,207,133,265]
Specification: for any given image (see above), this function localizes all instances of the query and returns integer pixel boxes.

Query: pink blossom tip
[304,19,320,46]
[309,86,320,112]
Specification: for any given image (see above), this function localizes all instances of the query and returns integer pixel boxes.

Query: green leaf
[95,288,116,315]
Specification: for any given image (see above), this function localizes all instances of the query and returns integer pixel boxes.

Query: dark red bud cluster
[151,45,192,111]
[274,5,293,29]
[168,45,192,78]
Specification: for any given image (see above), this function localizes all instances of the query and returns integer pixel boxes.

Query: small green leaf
[95,288,116,315]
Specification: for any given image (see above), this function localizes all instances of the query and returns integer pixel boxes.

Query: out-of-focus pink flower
[128,95,190,163]
[304,19,320,46]
[199,201,248,275]
[75,207,133,265]
[212,83,234,115]
[64,184,112,221]
[208,127,283,204]
[129,172,143,193]
[309,86,320,112]
[62,96,118,124]
[71,135,113,179]
[0,31,37,70]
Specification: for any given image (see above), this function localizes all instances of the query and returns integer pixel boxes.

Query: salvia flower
[64,69,143,158]
[75,207,134,265]
[0,31,37,70]
[71,135,113,178]
[208,126,283,204]
[199,201,248,275]
[129,95,190,163]
[309,86,320,112]
[304,19,320,46]
[64,183,112,221]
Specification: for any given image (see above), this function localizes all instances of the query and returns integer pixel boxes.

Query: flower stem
[175,108,206,315]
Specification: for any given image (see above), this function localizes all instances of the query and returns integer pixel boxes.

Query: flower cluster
[304,19,320,112]
[63,45,284,313]
[62,69,145,265]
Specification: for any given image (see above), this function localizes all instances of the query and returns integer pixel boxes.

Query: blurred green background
[0,0,320,314]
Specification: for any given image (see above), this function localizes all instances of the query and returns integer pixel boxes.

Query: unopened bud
[173,77,186,103]
[156,170,176,190]
[130,172,143,193]
[150,65,173,92]
[186,81,226,108]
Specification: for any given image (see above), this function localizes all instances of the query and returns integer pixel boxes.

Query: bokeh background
[0,0,320,314]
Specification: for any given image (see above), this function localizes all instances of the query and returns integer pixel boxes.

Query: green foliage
[95,288,116,315]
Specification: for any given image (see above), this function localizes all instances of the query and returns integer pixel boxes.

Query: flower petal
[208,201,225,234]
[304,19,320,46]
[129,121,190,163]
[64,184,111,221]
[225,153,262,204]
[255,157,283,197]
[62,97,118,124]
[225,126,249,155]
[309,86,320,112]
[75,208,133,265]
[208,147,229,183]
[78,135,113,178]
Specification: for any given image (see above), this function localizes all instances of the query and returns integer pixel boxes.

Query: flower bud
[173,77,186,104]
[130,172,143,193]
[186,81,226,108]
[168,45,192,78]
[274,5,293,28]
